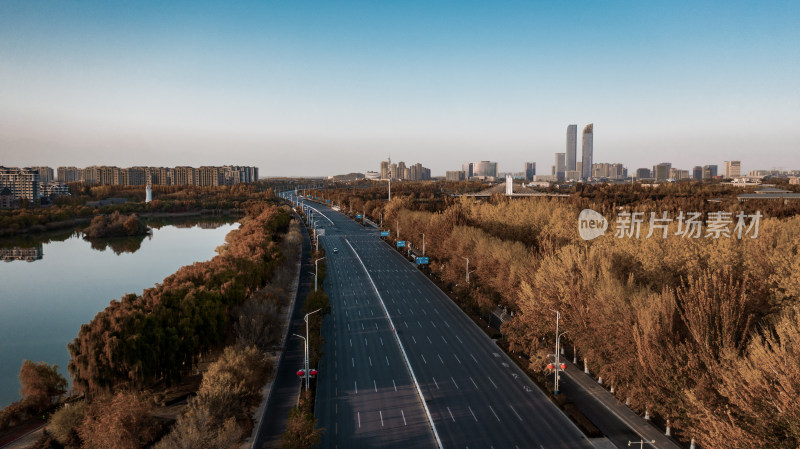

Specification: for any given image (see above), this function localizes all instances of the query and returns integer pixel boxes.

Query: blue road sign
[356,214,362,219]
[380,231,390,237]
[416,256,429,265]
[397,241,406,248]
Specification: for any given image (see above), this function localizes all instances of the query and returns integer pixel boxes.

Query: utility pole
[422,233,425,256]
[314,257,326,291]
[303,308,322,389]
[461,257,470,284]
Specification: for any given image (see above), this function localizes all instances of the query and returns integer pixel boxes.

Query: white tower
[505,175,513,196]
[145,184,152,203]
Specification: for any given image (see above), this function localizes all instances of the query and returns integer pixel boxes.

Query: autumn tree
[78,391,158,449]
[19,361,67,411]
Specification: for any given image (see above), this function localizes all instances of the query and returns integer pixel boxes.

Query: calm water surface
[0,220,238,408]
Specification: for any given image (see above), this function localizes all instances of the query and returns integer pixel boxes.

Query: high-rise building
[0,167,40,201]
[653,162,672,181]
[581,124,593,179]
[723,161,741,178]
[703,165,718,180]
[524,162,536,181]
[57,167,79,183]
[173,166,196,186]
[554,153,565,180]
[397,161,407,180]
[462,162,474,179]
[30,167,54,184]
[446,171,466,181]
[566,124,577,171]
[472,161,498,178]
[693,166,703,180]
[635,168,652,179]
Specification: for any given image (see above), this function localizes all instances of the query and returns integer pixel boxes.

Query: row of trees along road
[312,181,800,449]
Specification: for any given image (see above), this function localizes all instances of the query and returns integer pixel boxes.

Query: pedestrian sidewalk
[561,359,682,449]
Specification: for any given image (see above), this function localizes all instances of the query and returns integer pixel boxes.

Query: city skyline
[1,1,799,176]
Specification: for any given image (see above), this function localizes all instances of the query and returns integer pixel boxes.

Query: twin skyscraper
[565,124,593,180]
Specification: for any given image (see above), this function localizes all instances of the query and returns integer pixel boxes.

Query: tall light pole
[548,309,568,394]
[396,220,400,240]
[422,233,425,256]
[314,257,326,291]
[292,333,307,388]
[303,308,323,389]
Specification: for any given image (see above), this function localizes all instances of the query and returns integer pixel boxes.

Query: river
[0,217,238,408]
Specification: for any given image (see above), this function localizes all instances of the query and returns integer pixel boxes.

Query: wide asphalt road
[285,193,594,449]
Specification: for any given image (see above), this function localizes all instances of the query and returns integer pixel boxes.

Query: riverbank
[0,209,243,237]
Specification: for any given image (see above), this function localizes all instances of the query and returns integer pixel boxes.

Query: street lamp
[293,333,307,388]
[422,233,425,256]
[314,257,326,291]
[303,308,323,389]
[461,257,475,285]
[628,440,655,448]
[547,309,568,394]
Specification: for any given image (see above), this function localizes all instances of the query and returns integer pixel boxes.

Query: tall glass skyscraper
[582,124,593,179]
[566,124,577,171]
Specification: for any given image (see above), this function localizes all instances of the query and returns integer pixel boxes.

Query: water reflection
[0,216,236,262]
[0,245,43,262]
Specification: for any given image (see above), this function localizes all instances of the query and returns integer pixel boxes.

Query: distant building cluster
[446,161,499,182]
[56,165,258,186]
[0,165,258,208]
[379,159,431,181]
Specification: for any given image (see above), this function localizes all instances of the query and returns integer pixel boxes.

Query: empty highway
[285,193,593,449]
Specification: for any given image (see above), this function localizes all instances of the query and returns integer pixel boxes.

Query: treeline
[82,211,147,238]
[33,207,305,449]
[327,183,800,448]
[0,183,272,235]
[68,200,290,396]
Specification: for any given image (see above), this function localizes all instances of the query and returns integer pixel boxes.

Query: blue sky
[1,1,798,176]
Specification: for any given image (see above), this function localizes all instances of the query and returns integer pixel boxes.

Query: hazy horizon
[2,1,798,177]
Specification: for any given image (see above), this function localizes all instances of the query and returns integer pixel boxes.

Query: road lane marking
[422,309,427,315]
[452,377,459,389]
[380,410,384,427]
[348,323,350,331]
[355,381,358,394]
[369,356,372,367]
[470,354,479,363]
[489,405,501,422]
[447,407,455,422]
[393,379,397,391]
[358,411,361,428]
[350,338,352,347]
[401,409,407,425]
[433,377,439,389]
[386,356,390,366]
[404,321,409,328]
[352,358,355,367]
[345,311,348,317]
[430,321,437,328]
[468,406,478,422]
[362,323,365,330]
[454,354,462,364]
[510,405,523,421]
[427,336,433,344]
[470,377,479,389]
[411,336,417,344]
[421,354,427,364]
[365,338,368,346]
[418,321,423,328]
[441,336,448,344]
[345,239,444,449]
[374,380,378,392]
[456,335,463,344]
[487,376,498,389]
[444,321,450,328]
[438,354,445,364]
[434,308,440,314]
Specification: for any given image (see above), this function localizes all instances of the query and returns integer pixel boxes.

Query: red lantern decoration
[309,369,318,376]
[546,363,555,370]
[560,363,567,370]
[296,370,305,376]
